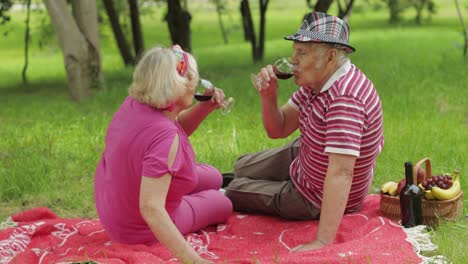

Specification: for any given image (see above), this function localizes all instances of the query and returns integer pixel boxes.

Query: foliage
[0,0,12,25]
[383,0,437,24]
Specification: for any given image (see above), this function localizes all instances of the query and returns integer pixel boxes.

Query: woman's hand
[192,258,214,264]
[208,87,226,110]
[197,86,226,111]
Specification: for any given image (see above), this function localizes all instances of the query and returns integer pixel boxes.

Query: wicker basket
[379,158,464,227]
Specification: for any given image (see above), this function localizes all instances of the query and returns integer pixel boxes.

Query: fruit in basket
[421,174,453,190]
[430,171,461,200]
[381,181,399,196]
[417,168,425,184]
[397,179,406,195]
[418,183,435,200]
[419,170,461,201]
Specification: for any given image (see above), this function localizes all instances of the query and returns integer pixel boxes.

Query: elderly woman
[94,45,232,264]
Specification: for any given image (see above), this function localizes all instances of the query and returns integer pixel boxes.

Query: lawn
[0,0,467,262]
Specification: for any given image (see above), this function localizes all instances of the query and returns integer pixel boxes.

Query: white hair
[314,43,349,66]
[128,46,199,109]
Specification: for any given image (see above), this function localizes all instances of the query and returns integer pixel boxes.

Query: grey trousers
[225,138,321,220]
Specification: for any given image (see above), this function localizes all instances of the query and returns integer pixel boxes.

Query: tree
[454,0,467,59]
[384,0,435,24]
[337,0,355,22]
[128,0,144,59]
[210,0,229,44]
[102,0,145,65]
[43,0,102,101]
[0,0,12,25]
[22,0,31,84]
[305,0,356,20]
[240,0,270,62]
[166,0,192,52]
[313,0,333,12]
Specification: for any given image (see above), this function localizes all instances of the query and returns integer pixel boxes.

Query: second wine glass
[194,79,235,115]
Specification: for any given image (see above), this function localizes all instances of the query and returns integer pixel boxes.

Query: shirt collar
[319,59,351,93]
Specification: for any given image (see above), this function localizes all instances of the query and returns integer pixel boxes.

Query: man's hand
[291,239,327,253]
[250,65,278,97]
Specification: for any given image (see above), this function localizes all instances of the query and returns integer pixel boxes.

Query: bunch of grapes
[422,174,453,190]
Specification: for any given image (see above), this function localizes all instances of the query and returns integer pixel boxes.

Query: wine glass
[194,79,235,115]
[250,57,294,90]
[273,57,294,79]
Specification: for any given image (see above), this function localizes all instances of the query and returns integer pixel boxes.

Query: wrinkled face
[291,42,332,92]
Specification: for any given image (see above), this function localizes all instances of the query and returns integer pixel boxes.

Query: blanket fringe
[402,225,450,264]
[0,217,17,230]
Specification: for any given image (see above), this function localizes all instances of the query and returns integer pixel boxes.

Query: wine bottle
[399,162,424,227]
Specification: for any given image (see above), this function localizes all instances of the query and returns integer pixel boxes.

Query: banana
[431,180,461,201]
[388,182,399,196]
[381,181,398,195]
[418,183,435,200]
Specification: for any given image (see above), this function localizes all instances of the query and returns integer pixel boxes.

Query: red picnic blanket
[0,194,424,264]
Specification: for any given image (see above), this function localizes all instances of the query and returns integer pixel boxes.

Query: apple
[416,168,425,184]
[397,178,406,194]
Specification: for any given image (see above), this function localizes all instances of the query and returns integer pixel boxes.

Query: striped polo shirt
[289,59,384,212]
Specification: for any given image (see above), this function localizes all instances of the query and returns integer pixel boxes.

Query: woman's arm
[140,175,210,264]
[178,87,225,136]
[177,102,215,136]
[139,133,212,264]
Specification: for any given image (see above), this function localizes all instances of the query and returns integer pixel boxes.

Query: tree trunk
[166,0,192,52]
[337,0,355,21]
[102,0,134,65]
[43,0,95,101]
[22,0,31,84]
[240,0,257,62]
[128,0,144,59]
[214,1,228,44]
[315,0,334,13]
[71,0,103,87]
[414,0,427,24]
[257,0,269,62]
[240,0,253,41]
[454,0,468,59]
[388,0,401,24]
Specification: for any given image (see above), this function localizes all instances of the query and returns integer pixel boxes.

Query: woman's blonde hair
[128,45,199,108]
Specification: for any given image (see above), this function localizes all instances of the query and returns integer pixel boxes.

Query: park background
[0,0,467,262]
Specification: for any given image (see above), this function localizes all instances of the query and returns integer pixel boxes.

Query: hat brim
[284,34,356,54]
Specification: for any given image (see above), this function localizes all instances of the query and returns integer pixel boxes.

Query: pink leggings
[171,164,233,235]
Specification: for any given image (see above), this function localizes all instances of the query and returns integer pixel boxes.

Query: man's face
[291,42,331,91]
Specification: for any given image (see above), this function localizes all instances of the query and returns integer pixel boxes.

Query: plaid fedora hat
[285,11,355,53]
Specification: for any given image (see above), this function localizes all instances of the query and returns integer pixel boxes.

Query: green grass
[1,0,467,262]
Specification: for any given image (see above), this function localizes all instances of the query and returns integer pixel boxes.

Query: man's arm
[256,65,299,138]
[261,101,300,139]
[292,153,356,252]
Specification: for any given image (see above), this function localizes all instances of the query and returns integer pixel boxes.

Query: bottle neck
[405,162,414,185]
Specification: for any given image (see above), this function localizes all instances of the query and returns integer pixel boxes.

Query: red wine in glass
[274,72,294,80]
[194,79,235,115]
[273,58,294,80]
[194,94,212,101]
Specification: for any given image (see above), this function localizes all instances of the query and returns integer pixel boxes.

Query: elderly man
[225,12,384,252]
